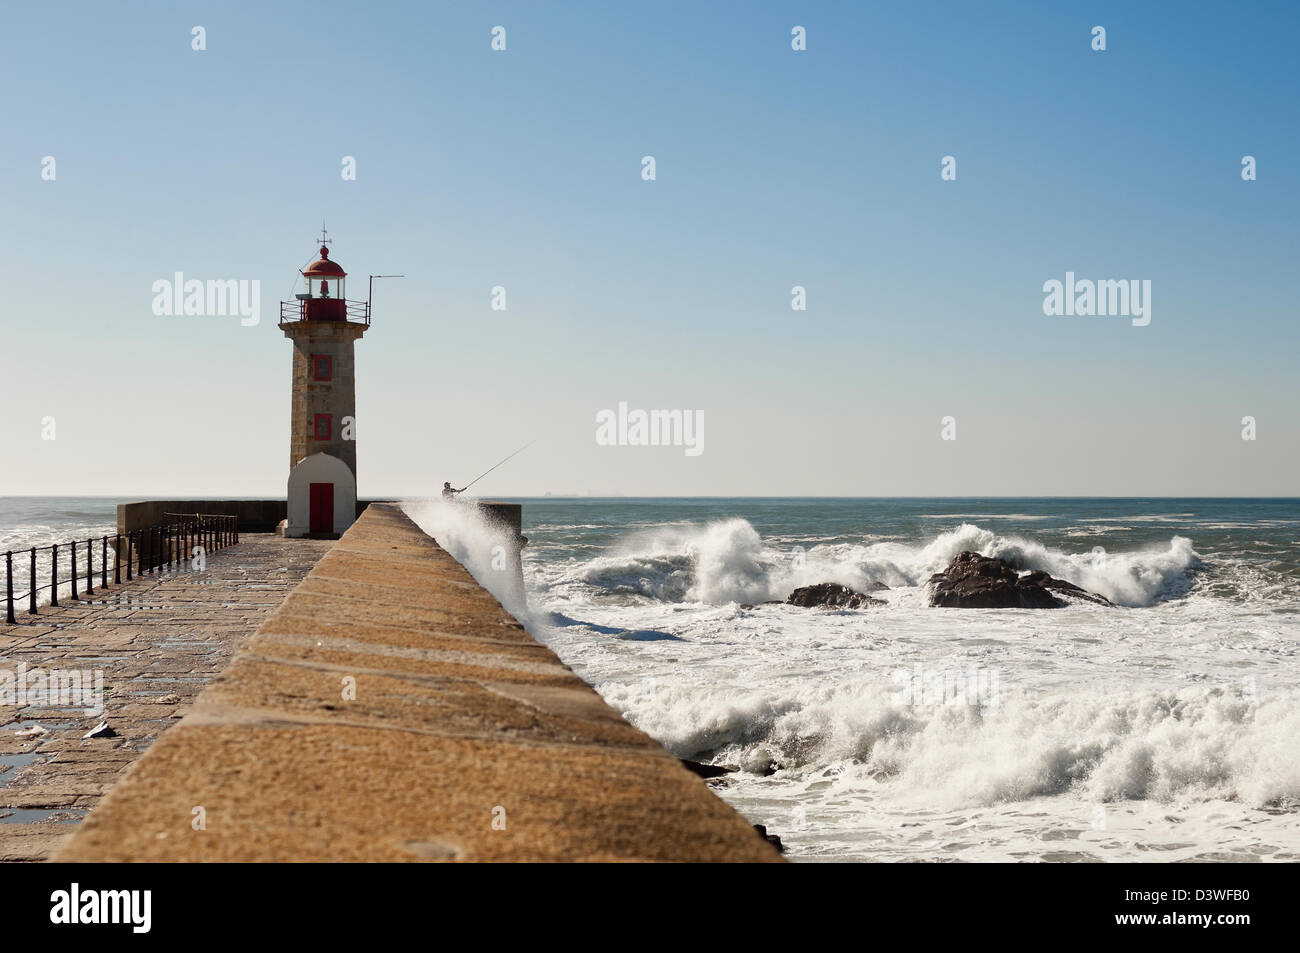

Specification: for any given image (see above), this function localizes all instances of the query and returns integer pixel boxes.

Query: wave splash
[557,519,1200,608]
[599,680,1300,809]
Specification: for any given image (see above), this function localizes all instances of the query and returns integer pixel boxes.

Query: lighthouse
[280,232,369,537]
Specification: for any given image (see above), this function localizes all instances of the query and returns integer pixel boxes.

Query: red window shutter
[314,414,331,440]
[313,355,332,381]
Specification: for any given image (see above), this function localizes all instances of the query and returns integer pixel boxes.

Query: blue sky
[1,1,1296,496]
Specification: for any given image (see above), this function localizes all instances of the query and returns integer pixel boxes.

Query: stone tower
[280,236,369,537]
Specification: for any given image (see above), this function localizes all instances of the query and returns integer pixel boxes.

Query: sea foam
[598,679,1300,810]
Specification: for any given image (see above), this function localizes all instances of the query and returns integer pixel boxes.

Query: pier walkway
[0,535,332,861]
[58,504,781,862]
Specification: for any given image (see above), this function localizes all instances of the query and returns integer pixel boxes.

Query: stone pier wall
[59,503,780,862]
[117,499,387,534]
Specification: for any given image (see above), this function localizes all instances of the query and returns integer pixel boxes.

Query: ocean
[406,497,1300,863]
[0,498,120,553]
[6,496,1300,862]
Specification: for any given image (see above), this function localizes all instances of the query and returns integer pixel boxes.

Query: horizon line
[2,494,1298,502]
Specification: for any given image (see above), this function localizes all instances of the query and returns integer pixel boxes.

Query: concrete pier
[57,504,781,862]
[0,535,331,861]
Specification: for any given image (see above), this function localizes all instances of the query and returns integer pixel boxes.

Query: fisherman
[440,442,531,503]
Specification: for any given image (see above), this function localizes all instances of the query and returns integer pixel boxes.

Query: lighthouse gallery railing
[279,299,371,326]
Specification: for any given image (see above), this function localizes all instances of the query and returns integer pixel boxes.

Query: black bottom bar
[0,862,1284,940]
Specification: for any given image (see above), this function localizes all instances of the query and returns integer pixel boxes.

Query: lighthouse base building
[280,237,369,538]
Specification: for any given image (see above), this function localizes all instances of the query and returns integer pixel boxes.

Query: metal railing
[3,514,239,624]
[279,299,370,326]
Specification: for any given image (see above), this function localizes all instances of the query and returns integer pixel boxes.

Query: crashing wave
[599,680,1300,810]
[552,519,1201,608]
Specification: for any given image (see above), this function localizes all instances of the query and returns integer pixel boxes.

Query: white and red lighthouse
[280,233,369,537]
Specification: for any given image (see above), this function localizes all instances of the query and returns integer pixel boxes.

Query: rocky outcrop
[927,552,1112,608]
[754,825,785,853]
[681,759,735,780]
[786,582,886,609]
[1023,570,1113,606]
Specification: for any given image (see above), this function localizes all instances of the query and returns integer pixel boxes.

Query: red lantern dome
[302,245,346,278]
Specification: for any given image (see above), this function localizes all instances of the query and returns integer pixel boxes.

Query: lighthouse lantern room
[280,231,369,537]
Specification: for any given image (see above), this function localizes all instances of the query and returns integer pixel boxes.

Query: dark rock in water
[741,752,784,776]
[927,551,1112,608]
[787,582,886,609]
[868,581,889,591]
[680,759,735,779]
[1022,570,1113,606]
[739,604,755,610]
[754,825,785,853]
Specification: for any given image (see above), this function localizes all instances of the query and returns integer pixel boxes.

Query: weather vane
[317,219,332,248]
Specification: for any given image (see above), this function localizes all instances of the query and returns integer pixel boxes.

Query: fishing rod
[460,441,534,493]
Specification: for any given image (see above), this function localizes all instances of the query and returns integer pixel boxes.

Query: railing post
[5,552,14,624]
[70,542,78,600]
[85,539,94,595]
[102,536,108,589]
[166,524,173,571]
[51,544,59,606]
[29,547,37,615]
[114,535,122,585]
[127,532,134,581]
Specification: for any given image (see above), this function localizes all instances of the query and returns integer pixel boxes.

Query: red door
[309,483,334,534]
